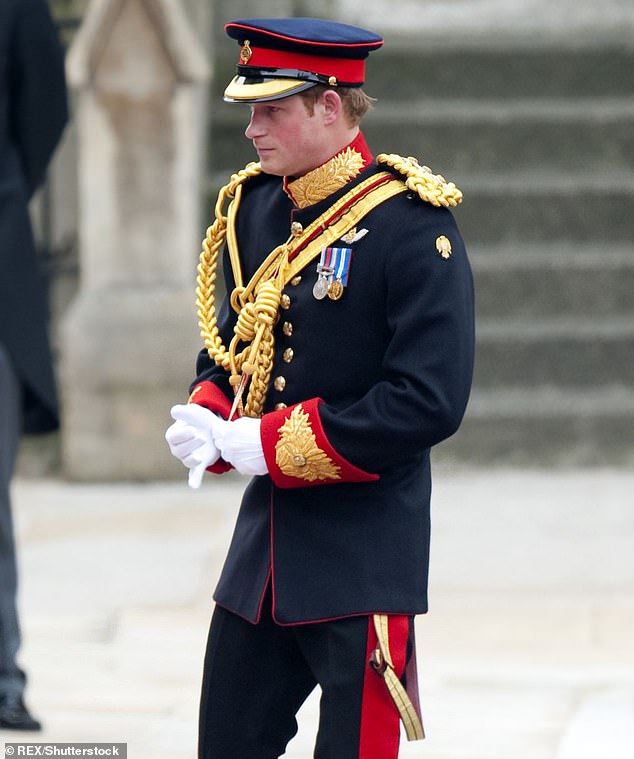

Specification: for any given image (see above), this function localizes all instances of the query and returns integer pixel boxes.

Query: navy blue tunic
[193,160,475,624]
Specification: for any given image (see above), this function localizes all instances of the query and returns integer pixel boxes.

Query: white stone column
[62,0,210,479]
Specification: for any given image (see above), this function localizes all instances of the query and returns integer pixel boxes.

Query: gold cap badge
[240,40,253,64]
[436,235,452,259]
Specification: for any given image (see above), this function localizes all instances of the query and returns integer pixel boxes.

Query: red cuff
[188,381,232,417]
[188,381,234,474]
[261,397,379,489]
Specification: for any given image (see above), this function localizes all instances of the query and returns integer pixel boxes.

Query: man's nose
[245,112,265,139]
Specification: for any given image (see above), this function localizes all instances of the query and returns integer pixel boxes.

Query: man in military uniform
[166,17,474,759]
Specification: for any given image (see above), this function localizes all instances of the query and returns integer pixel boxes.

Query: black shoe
[0,694,42,731]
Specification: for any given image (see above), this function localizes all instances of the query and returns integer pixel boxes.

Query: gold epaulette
[376,153,463,207]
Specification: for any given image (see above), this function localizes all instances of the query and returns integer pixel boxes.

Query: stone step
[210,98,634,176]
[436,386,634,466]
[474,318,634,388]
[471,245,634,320]
[454,173,634,244]
[370,36,634,100]
[362,98,634,175]
[211,40,634,101]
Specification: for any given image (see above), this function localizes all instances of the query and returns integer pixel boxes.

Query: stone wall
[336,0,634,39]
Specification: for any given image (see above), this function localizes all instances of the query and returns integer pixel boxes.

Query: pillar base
[61,286,201,480]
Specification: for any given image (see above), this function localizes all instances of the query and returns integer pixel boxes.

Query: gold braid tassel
[235,268,288,418]
[376,153,463,207]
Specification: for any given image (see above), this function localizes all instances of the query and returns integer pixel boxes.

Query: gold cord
[196,162,297,417]
[195,163,262,394]
[376,153,463,207]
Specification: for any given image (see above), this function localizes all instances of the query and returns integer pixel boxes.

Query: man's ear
[320,89,343,125]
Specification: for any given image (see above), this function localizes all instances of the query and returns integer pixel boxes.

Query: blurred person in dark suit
[0,0,68,731]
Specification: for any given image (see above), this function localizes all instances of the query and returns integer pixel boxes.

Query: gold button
[292,454,307,467]
[291,221,303,237]
[290,276,302,286]
[275,402,287,411]
[274,376,286,392]
[283,348,294,364]
[280,294,291,310]
[282,321,293,337]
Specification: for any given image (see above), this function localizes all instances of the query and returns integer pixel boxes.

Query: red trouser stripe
[358,615,409,759]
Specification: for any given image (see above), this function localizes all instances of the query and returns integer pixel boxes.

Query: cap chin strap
[236,64,360,88]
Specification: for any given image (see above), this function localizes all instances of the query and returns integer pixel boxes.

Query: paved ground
[2,468,634,758]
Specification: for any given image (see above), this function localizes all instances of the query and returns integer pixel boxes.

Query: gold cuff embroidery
[275,404,341,482]
[286,147,366,208]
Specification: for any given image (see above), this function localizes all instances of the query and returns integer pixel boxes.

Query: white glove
[165,404,221,489]
[211,416,268,477]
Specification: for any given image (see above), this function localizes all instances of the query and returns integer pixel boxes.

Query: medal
[327,279,344,300]
[314,248,352,301]
[313,276,329,300]
[313,263,333,300]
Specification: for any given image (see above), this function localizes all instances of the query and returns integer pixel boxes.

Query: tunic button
[283,348,294,364]
[290,275,302,286]
[280,293,291,310]
[292,454,307,467]
[274,376,286,392]
[275,402,288,411]
[282,321,293,337]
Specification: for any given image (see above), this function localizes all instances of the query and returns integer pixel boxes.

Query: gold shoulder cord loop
[196,161,296,418]
[376,153,463,207]
[195,162,263,400]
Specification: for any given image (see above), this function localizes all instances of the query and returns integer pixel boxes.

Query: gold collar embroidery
[285,147,366,209]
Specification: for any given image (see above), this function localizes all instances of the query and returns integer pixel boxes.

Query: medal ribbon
[332,246,351,286]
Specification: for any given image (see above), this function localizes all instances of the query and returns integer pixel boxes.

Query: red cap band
[240,46,365,84]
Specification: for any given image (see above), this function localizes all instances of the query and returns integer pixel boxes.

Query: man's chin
[257,156,284,176]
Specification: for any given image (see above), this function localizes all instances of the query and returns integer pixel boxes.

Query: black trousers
[0,343,25,698]
[198,587,413,759]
